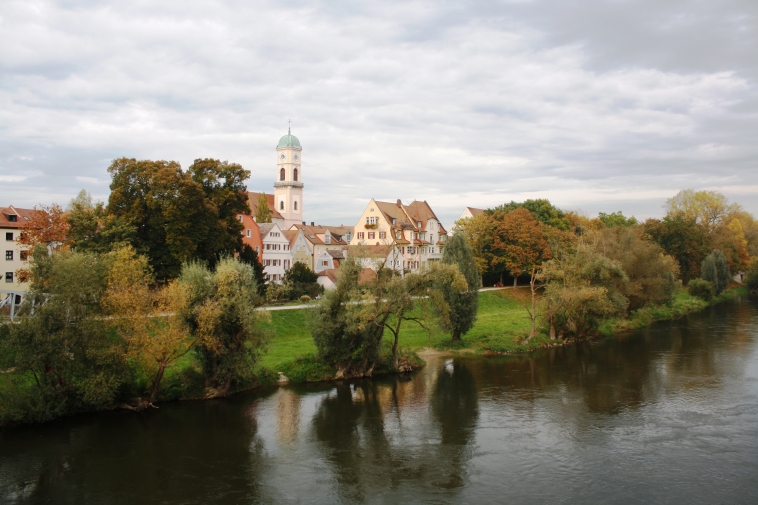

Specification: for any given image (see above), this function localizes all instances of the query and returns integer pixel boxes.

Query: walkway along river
[1,297,757,504]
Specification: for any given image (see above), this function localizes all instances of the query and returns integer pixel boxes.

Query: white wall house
[259,223,293,283]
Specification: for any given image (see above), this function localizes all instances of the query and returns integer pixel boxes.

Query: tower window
[280,168,285,181]
[294,201,298,211]
[280,201,284,210]
[293,168,298,182]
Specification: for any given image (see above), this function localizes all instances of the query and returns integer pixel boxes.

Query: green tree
[256,193,272,223]
[440,233,480,341]
[282,261,322,299]
[0,246,128,422]
[454,212,497,285]
[665,189,741,234]
[644,215,708,283]
[239,244,267,295]
[598,211,638,228]
[701,250,729,295]
[492,199,571,231]
[598,227,679,310]
[187,158,251,268]
[179,258,268,397]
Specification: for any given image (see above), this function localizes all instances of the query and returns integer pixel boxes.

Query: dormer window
[392,218,396,225]
[325,233,331,245]
[417,221,422,228]
[6,214,17,223]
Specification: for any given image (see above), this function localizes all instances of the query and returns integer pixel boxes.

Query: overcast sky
[1,0,756,228]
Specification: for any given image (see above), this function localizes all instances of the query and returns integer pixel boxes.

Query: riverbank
[0,285,749,427]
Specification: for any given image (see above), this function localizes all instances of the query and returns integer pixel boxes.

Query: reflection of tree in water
[0,397,267,504]
[275,389,301,449]
[311,380,396,503]
[429,362,479,489]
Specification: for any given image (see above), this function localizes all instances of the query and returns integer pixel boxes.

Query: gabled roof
[282,229,301,248]
[0,206,36,229]
[245,192,283,220]
[290,224,354,246]
[466,207,485,217]
[258,222,278,238]
[326,249,345,259]
[372,199,447,235]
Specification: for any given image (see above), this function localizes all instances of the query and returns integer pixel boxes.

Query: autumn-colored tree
[644,215,708,283]
[711,218,750,272]
[103,246,195,405]
[14,203,70,283]
[665,189,741,234]
[492,207,551,286]
[491,199,571,231]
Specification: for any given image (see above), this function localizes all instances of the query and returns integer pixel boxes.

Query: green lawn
[258,289,539,371]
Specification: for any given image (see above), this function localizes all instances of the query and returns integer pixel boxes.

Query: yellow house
[349,199,447,272]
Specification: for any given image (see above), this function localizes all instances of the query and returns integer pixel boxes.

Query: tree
[239,244,267,295]
[14,203,71,283]
[665,189,741,234]
[454,212,497,286]
[1,247,128,420]
[282,261,322,299]
[598,211,638,228]
[598,227,679,311]
[492,207,551,286]
[256,193,272,223]
[744,258,758,295]
[102,246,194,405]
[711,218,750,273]
[701,250,729,295]
[644,215,708,283]
[187,158,251,268]
[179,258,268,397]
[539,242,627,339]
[440,233,480,341]
[492,199,571,231]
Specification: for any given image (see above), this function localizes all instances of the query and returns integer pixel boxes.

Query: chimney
[302,221,305,225]
[311,222,315,226]
[397,199,402,207]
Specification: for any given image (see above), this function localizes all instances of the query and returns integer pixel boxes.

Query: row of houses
[237,192,451,288]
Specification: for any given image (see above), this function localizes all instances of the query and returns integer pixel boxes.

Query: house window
[280,201,284,210]
[379,232,386,239]
[7,215,17,222]
[20,251,28,261]
[246,230,251,237]
[322,260,328,266]
[325,234,331,244]
[5,251,12,260]
[357,232,364,239]
[294,201,298,211]
[368,232,375,239]
[266,244,271,250]
[392,218,396,225]
[396,231,401,239]
[5,232,12,241]
[294,168,298,181]
[417,221,422,227]
[5,272,12,283]
[266,274,271,281]
[280,167,285,181]
[430,234,434,243]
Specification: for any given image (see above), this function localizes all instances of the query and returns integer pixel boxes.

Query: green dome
[277,129,301,149]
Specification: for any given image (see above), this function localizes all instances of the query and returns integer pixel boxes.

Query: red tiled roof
[0,206,37,229]
[245,192,283,220]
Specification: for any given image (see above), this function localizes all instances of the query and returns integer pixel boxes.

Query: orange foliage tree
[491,207,552,286]
[15,204,70,282]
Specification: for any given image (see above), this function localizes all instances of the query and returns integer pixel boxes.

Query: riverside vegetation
[2,162,758,427]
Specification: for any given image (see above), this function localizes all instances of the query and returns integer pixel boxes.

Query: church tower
[274,127,304,230]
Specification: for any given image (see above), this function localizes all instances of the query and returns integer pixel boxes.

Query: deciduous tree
[492,207,551,286]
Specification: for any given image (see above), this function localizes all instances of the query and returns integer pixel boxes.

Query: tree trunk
[392,332,400,369]
[514,276,518,287]
[549,318,556,340]
[216,376,233,397]
[148,364,166,403]
[452,328,461,342]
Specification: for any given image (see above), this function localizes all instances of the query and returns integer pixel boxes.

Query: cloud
[0,0,756,227]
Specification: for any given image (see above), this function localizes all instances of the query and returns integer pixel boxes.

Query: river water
[2,298,758,504]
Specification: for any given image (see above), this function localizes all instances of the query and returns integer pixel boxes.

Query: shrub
[688,278,715,301]
[701,250,729,294]
[299,295,311,303]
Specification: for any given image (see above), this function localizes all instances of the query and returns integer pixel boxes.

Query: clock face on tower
[294,154,299,161]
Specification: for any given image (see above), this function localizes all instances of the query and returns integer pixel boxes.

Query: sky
[1,0,756,229]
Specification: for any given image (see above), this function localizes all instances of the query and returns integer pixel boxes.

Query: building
[288,223,353,270]
[244,191,286,229]
[1,206,33,293]
[458,207,485,221]
[238,212,263,256]
[258,223,292,283]
[349,199,447,272]
[274,128,304,230]
[283,229,312,267]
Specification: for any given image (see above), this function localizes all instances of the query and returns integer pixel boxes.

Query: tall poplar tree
[440,233,480,341]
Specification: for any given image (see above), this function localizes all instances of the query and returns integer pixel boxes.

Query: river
[1,298,757,504]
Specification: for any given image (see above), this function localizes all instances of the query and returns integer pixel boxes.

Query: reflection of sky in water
[1,300,757,504]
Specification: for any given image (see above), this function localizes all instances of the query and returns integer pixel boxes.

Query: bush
[299,295,311,303]
[688,278,715,301]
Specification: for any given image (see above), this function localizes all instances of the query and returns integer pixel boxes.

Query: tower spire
[288,118,292,135]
